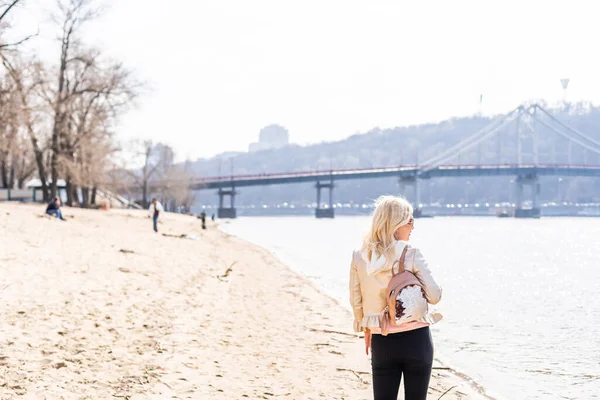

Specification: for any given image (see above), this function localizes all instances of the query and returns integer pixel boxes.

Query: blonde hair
[361,195,413,262]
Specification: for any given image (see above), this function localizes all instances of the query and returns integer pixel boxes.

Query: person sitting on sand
[148,198,163,233]
[46,197,65,221]
[349,195,442,400]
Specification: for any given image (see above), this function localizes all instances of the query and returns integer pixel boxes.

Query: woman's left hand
[364,328,372,355]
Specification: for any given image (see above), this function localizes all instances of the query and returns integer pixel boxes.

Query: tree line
[0,0,194,211]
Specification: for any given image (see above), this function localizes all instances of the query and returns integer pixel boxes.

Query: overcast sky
[13,0,600,160]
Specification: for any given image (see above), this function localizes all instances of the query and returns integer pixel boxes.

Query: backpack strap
[391,245,409,276]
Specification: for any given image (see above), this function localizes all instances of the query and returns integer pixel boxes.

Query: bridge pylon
[398,176,422,216]
[315,180,334,218]
[514,173,540,218]
[217,187,237,218]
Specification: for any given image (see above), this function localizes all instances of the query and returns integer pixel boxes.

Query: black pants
[371,327,433,400]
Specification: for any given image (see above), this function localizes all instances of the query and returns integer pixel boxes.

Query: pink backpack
[380,245,428,336]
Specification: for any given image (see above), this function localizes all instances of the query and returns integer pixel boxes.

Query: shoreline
[1,203,491,399]
[218,219,496,400]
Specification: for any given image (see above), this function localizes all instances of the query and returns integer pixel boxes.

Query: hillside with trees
[190,103,600,209]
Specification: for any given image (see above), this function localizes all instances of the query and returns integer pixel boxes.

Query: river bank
[0,203,487,399]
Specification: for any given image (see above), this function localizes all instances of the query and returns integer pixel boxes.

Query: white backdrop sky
[11,0,600,160]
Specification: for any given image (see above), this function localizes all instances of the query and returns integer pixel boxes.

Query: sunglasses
[407,218,414,226]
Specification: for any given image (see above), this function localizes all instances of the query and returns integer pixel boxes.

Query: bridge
[193,164,600,188]
[192,104,600,218]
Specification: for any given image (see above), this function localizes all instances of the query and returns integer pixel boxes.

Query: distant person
[148,199,164,233]
[200,210,207,230]
[211,213,215,222]
[349,196,442,400]
[45,197,65,220]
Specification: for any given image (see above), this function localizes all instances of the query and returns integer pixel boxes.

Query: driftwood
[161,233,199,240]
[309,328,356,337]
[336,368,370,384]
[438,385,458,399]
[217,262,236,281]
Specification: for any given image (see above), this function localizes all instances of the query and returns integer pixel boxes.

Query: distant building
[248,124,289,152]
[248,142,262,153]
[216,151,244,159]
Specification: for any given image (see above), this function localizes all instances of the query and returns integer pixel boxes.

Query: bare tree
[47,0,101,198]
[0,75,36,189]
[153,144,195,212]
[0,0,141,205]
[0,0,38,50]
[165,162,196,213]
[27,0,140,203]
[1,56,51,199]
[11,132,36,187]
[0,0,47,195]
[124,139,160,208]
[0,75,18,187]
[67,129,115,206]
[120,141,196,211]
[51,49,138,205]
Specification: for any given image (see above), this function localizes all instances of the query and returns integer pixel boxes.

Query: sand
[0,203,489,399]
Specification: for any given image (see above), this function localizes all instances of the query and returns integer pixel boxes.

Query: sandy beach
[0,203,488,399]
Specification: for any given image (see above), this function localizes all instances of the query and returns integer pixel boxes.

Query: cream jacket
[148,202,164,219]
[349,241,443,333]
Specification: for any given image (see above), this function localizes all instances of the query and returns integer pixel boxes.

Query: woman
[349,195,442,400]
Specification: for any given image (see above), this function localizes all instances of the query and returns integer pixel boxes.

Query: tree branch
[0,0,21,23]
[0,29,40,49]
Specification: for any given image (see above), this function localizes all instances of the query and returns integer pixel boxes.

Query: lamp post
[560,78,570,106]
[429,181,435,205]
[465,180,471,205]
[557,177,563,202]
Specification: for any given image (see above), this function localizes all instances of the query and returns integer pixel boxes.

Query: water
[221,216,600,400]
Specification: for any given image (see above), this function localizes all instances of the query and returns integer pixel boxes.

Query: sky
[10,0,600,160]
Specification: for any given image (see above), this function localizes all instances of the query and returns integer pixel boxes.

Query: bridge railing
[192,163,600,184]
[192,164,421,183]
